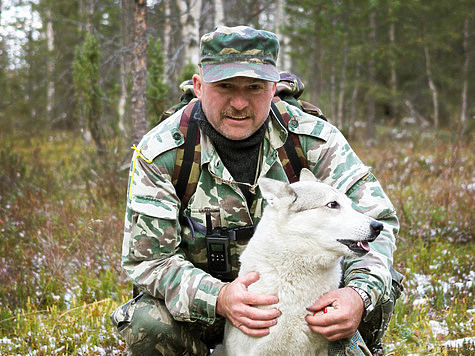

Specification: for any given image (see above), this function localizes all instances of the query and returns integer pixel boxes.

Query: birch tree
[0,0,9,127]
[131,0,148,144]
[214,0,224,26]
[423,42,439,129]
[274,0,290,72]
[118,0,134,134]
[45,8,54,119]
[181,0,200,66]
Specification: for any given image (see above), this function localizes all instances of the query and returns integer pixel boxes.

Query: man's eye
[249,85,264,91]
[326,201,340,209]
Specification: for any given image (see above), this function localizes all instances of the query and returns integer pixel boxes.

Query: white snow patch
[443,336,475,348]
[429,320,449,337]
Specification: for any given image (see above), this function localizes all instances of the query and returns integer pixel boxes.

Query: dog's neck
[242,219,344,296]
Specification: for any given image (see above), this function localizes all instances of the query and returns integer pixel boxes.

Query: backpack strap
[271,98,309,183]
[173,97,309,207]
[172,99,201,206]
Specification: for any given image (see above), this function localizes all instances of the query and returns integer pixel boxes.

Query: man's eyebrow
[214,79,233,84]
[248,78,266,83]
[213,78,266,86]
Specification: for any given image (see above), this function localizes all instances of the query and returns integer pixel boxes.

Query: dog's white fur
[222,168,381,356]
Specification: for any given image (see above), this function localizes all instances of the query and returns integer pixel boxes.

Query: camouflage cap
[199,25,280,83]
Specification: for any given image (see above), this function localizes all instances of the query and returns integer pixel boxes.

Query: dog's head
[258,168,383,258]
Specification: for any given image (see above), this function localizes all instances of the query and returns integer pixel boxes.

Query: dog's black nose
[370,220,384,235]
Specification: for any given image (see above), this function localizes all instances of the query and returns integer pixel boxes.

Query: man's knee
[117,293,208,355]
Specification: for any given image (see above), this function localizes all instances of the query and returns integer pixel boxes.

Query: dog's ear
[299,168,318,182]
[258,177,296,207]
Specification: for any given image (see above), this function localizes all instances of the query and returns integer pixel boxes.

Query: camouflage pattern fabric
[114,293,224,355]
[113,292,372,356]
[329,330,372,356]
[112,99,399,354]
[358,266,404,354]
[199,26,280,83]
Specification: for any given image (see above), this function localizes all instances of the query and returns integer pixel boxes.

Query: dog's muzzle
[337,220,383,256]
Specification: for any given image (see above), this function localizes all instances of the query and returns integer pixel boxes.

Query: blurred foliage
[146,35,169,128]
[73,33,104,151]
[1,1,473,140]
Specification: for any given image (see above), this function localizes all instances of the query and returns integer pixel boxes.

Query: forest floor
[0,127,473,355]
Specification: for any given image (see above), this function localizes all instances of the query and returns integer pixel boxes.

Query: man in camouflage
[111,25,400,355]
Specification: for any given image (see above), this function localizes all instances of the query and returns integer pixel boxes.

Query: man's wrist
[216,283,230,317]
[349,286,374,316]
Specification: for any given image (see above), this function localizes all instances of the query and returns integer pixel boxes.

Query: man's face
[193,74,277,140]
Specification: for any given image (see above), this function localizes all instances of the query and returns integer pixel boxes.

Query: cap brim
[202,62,280,83]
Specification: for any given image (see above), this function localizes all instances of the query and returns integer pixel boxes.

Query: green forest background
[0,0,474,354]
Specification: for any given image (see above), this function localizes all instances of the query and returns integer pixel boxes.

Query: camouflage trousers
[111,293,372,356]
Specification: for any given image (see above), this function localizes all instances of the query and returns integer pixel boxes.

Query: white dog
[222,168,383,356]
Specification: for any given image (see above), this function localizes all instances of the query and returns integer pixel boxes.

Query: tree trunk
[349,61,360,138]
[389,20,398,120]
[165,0,185,95]
[85,0,94,33]
[366,11,377,143]
[329,63,336,122]
[131,0,148,144]
[46,9,54,121]
[460,15,470,134]
[163,0,171,77]
[275,0,290,72]
[27,28,35,120]
[215,0,225,25]
[329,17,337,122]
[181,0,200,66]
[310,21,320,105]
[76,0,92,144]
[336,44,348,129]
[424,44,439,128]
[118,0,134,135]
[199,0,217,37]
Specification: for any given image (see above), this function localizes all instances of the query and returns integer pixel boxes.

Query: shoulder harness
[173,97,311,208]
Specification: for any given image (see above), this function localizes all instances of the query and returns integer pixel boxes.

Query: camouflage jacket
[122,100,398,325]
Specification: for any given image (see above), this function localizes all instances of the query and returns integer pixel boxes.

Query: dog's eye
[326,201,340,209]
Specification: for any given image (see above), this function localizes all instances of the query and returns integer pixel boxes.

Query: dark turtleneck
[195,103,267,207]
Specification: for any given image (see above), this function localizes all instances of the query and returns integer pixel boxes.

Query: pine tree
[73,33,104,150]
[146,36,169,127]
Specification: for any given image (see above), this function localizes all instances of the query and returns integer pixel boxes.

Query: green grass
[0,128,473,355]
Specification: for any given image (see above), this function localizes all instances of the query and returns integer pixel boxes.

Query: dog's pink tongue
[358,241,370,252]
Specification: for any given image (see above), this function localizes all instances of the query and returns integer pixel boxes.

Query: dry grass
[0,128,473,355]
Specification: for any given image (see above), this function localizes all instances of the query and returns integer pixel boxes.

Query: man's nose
[229,92,249,111]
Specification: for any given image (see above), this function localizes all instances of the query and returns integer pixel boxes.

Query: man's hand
[216,271,281,337]
[305,287,364,341]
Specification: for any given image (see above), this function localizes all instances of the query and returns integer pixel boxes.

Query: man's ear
[192,74,203,101]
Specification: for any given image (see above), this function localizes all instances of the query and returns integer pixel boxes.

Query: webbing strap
[175,103,200,202]
[271,101,303,182]
[176,100,304,202]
